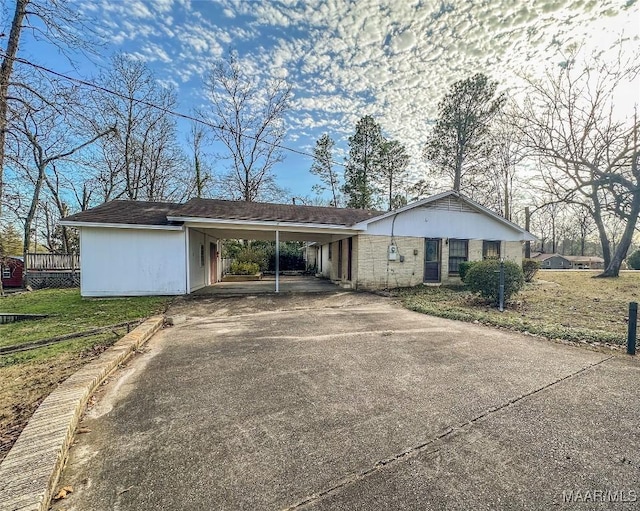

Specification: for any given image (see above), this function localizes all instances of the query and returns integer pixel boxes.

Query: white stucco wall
[363,207,527,241]
[80,227,187,296]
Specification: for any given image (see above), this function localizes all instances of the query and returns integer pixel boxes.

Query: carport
[60,198,380,297]
[165,198,378,294]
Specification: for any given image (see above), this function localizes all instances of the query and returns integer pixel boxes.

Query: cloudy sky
[18,0,640,200]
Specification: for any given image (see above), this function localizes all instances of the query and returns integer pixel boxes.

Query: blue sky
[9,0,640,202]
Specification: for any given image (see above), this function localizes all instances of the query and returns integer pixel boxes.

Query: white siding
[80,227,187,297]
[188,228,207,292]
[364,207,526,241]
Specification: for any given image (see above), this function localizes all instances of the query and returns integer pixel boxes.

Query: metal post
[275,229,280,293]
[524,207,531,259]
[499,259,505,312]
[628,302,637,355]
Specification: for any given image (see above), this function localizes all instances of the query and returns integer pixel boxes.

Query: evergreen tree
[378,139,409,211]
[423,73,505,192]
[343,115,384,209]
[310,134,340,207]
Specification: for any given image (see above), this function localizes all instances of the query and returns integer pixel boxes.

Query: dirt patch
[0,346,109,462]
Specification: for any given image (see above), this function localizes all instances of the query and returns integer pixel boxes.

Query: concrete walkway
[51,293,640,510]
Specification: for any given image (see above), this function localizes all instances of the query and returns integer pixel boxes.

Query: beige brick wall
[353,236,525,289]
[356,235,424,290]
[504,241,523,264]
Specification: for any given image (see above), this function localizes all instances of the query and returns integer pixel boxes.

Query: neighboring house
[60,190,535,297]
[1,256,24,287]
[532,253,605,270]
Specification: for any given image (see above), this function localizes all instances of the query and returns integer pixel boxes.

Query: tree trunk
[596,194,640,278]
[0,0,28,219]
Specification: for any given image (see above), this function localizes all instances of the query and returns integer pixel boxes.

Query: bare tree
[0,0,99,219]
[186,120,214,199]
[88,54,186,203]
[204,51,292,202]
[514,50,640,277]
[6,78,113,257]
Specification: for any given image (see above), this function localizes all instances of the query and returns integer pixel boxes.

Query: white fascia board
[59,221,184,231]
[167,216,364,234]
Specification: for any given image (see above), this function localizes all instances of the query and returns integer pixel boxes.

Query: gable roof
[62,200,181,227]
[167,198,380,226]
[353,190,536,240]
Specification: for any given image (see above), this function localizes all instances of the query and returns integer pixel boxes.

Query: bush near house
[458,261,478,282]
[465,259,524,303]
[627,250,640,270]
[522,258,541,282]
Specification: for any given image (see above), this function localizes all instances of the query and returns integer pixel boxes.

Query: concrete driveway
[54,292,640,510]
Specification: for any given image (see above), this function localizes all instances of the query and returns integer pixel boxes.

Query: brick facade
[351,235,524,290]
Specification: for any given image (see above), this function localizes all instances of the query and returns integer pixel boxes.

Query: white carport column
[275,229,280,293]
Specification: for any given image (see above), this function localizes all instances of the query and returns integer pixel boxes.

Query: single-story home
[60,190,535,297]
[532,253,605,270]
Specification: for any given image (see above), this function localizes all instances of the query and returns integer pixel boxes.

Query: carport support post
[275,229,280,293]
[498,259,505,312]
[628,302,637,355]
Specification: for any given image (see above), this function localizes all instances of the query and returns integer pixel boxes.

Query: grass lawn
[399,271,640,346]
[0,288,169,348]
[0,289,171,462]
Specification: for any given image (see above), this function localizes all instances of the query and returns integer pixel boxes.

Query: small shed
[1,257,24,287]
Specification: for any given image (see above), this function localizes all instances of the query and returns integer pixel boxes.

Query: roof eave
[59,220,184,231]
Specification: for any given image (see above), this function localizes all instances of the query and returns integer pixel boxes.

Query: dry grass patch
[399,271,640,346]
[0,289,170,462]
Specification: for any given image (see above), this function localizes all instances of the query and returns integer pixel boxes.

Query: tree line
[0,0,638,282]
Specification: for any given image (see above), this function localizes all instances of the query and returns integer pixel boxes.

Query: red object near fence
[1,257,24,287]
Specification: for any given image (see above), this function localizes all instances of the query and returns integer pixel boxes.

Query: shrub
[458,261,478,282]
[522,258,541,282]
[229,261,260,275]
[465,259,524,304]
[236,246,269,271]
[627,250,640,270]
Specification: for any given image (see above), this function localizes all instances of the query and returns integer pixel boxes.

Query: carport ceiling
[188,226,350,243]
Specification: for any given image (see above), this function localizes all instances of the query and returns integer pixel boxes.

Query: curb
[0,316,165,511]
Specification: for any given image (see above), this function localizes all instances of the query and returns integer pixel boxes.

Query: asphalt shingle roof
[63,200,181,226]
[170,198,381,226]
[62,199,382,227]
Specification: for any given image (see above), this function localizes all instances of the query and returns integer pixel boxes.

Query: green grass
[0,289,170,348]
[398,271,640,346]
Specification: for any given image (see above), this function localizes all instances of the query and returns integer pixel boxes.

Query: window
[483,240,501,259]
[199,244,205,267]
[2,266,11,279]
[448,239,468,274]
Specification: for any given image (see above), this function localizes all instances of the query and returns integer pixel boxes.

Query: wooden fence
[26,253,79,271]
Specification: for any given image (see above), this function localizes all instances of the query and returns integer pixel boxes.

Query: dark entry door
[347,237,353,281]
[424,238,441,283]
[337,240,343,279]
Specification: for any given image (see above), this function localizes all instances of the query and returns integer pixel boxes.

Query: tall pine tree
[378,139,409,211]
[423,73,505,193]
[343,115,383,209]
[310,134,340,207]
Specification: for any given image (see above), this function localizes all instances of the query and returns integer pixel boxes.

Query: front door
[424,238,441,283]
[337,240,343,279]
